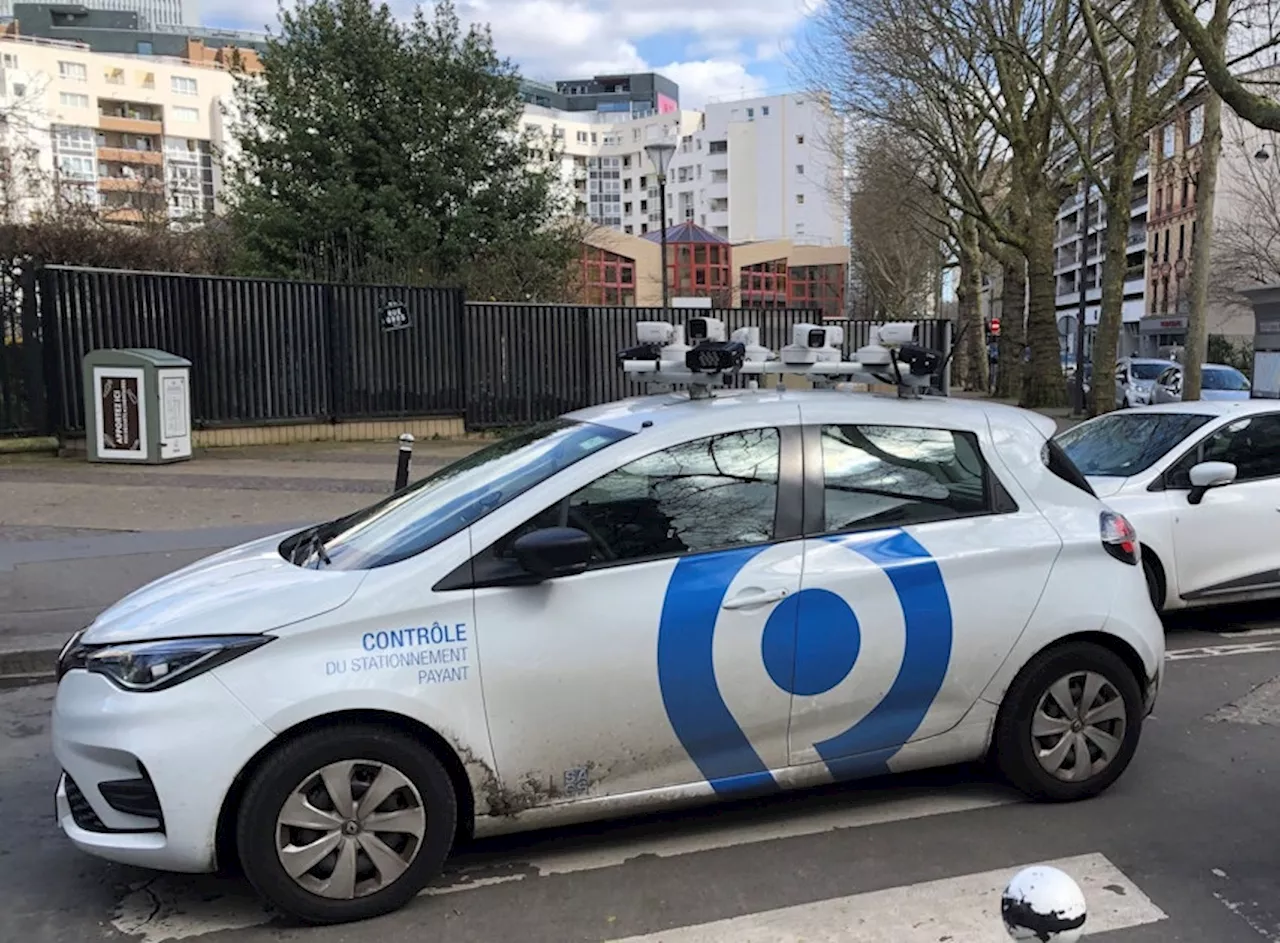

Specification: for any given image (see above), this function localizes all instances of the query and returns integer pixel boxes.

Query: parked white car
[51,381,1164,925]
[1115,358,1177,408]
[1055,400,1280,612]
[1149,362,1252,404]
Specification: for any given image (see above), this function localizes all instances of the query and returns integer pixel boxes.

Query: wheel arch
[214,709,476,875]
[1141,543,1168,611]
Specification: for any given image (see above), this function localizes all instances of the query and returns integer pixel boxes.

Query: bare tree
[1213,125,1280,290]
[847,127,949,321]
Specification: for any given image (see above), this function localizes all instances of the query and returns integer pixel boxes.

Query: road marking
[1167,640,1280,661]
[606,853,1166,943]
[1216,625,1280,639]
[108,784,1017,941]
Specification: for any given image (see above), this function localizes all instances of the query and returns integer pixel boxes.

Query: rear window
[1055,412,1213,478]
[1041,439,1096,496]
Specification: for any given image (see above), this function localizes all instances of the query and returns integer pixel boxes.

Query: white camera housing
[730,326,774,362]
[687,317,727,344]
[781,322,843,364]
[636,321,676,345]
[875,322,916,347]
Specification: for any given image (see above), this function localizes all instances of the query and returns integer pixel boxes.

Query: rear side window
[817,424,1001,532]
[1042,439,1096,496]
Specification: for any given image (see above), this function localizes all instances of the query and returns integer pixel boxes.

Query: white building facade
[0,32,236,225]
[520,91,846,247]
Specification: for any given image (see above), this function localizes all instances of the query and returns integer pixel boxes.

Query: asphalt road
[4,612,1280,943]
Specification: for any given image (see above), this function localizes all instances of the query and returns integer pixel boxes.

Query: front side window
[495,429,782,569]
[1056,412,1212,478]
[1167,414,1280,487]
[284,419,631,570]
[819,425,990,532]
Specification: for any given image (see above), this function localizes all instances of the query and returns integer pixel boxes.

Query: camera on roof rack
[683,316,746,373]
[874,322,917,347]
[618,320,677,364]
[781,322,843,365]
[898,343,943,377]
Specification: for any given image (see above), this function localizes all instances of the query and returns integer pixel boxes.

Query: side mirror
[1187,461,1237,505]
[511,527,593,580]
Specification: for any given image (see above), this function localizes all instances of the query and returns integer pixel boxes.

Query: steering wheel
[568,506,617,562]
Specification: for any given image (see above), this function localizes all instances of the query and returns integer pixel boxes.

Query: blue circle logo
[656,529,953,795]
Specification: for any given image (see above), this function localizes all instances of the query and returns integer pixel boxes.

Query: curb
[0,649,60,689]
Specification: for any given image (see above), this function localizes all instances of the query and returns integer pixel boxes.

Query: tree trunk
[1184,89,1224,400]
[1090,148,1142,416]
[956,216,989,391]
[996,253,1027,399]
[1020,204,1066,408]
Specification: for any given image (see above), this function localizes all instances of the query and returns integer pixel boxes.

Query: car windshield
[283,419,631,570]
[1054,412,1213,478]
[1203,367,1251,391]
[1129,362,1168,380]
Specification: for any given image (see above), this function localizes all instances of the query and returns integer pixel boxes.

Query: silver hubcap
[275,760,426,899]
[1032,671,1128,783]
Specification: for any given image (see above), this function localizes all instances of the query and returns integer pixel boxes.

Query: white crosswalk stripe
[110,786,1165,942]
[607,854,1167,943]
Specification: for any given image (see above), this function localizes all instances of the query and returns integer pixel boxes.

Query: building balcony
[97,176,165,192]
[100,207,148,223]
[98,114,164,136]
[97,147,163,167]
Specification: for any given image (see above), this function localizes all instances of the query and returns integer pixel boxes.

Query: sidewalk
[0,439,483,685]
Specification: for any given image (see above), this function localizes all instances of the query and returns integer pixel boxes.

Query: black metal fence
[1,263,952,438]
[38,265,465,434]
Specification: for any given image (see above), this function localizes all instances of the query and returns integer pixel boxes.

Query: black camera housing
[686,341,746,373]
[898,344,943,376]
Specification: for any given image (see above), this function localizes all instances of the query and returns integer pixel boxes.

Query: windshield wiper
[291,526,331,567]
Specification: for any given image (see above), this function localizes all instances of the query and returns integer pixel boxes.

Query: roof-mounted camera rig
[617,317,946,400]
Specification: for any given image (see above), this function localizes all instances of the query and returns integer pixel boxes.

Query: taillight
[1100,510,1139,565]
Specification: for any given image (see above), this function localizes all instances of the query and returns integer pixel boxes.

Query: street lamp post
[645,142,676,310]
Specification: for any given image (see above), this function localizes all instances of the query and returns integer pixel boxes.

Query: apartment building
[0,31,243,225]
[520,75,846,248]
[0,0,200,28]
[1052,159,1150,363]
[7,3,267,59]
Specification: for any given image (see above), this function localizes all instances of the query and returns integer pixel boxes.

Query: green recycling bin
[83,348,193,464]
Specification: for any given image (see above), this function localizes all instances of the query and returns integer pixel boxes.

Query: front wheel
[994,642,1144,802]
[235,725,457,924]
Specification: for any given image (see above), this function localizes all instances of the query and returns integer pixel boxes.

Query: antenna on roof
[617,317,946,400]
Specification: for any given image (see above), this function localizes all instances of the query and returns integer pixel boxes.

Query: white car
[1149,362,1252,404]
[1114,358,1177,408]
[1055,400,1280,612]
[52,387,1164,925]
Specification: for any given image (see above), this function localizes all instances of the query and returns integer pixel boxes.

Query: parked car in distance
[1054,400,1280,612]
[1115,358,1177,408]
[1149,363,1252,404]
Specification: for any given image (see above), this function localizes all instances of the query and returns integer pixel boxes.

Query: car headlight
[57,634,272,692]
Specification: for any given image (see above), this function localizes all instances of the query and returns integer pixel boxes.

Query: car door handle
[721,588,789,610]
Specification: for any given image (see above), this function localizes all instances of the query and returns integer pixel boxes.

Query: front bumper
[52,669,275,873]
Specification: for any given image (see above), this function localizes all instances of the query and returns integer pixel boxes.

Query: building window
[59,61,88,82]
[59,92,90,109]
[787,263,846,317]
[591,132,597,143]
[796,134,805,145]
[762,105,770,116]
[796,164,805,175]
[668,241,732,305]
[2,53,18,68]
[137,41,154,56]
[580,246,636,306]
[1181,177,1190,208]
[171,76,198,96]
[740,259,789,309]
[709,140,728,154]
[1162,123,1175,158]
[796,193,805,204]
[1188,105,1204,146]
[172,106,199,122]
[577,131,588,143]
[747,108,755,119]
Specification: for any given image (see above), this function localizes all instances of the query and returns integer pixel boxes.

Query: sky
[199,0,819,109]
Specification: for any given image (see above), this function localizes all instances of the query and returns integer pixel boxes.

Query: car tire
[994,642,1144,802]
[235,724,457,925]
[1142,556,1164,613]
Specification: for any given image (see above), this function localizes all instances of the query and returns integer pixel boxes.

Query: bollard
[394,433,415,491]
[1001,865,1087,942]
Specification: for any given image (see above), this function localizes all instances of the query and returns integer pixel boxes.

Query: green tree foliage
[224,0,578,299]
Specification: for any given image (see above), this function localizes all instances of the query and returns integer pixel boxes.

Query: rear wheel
[236,725,457,924]
[994,642,1144,802]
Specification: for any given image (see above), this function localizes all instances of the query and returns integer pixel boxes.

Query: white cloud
[205,0,804,110]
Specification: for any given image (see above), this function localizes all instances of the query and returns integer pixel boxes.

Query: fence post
[455,290,470,425]
[19,261,50,436]
[394,433,414,491]
[324,283,342,423]
[579,306,594,411]
[941,319,953,395]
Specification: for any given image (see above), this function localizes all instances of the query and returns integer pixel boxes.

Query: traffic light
[990,318,1001,336]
